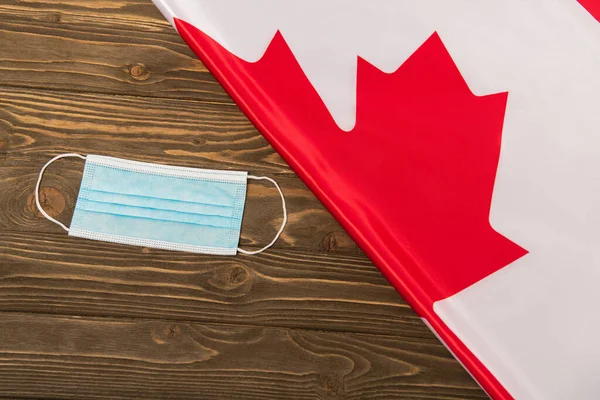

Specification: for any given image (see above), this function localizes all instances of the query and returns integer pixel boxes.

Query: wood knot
[319,375,345,398]
[49,13,62,23]
[208,263,253,292]
[192,138,206,146]
[320,230,354,253]
[228,266,248,284]
[166,324,181,338]
[128,63,151,81]
[151,324,181,344]
[320,231,339,253]
[27,187,66,219]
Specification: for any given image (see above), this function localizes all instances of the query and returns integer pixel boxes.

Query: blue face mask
[35,154,287,255]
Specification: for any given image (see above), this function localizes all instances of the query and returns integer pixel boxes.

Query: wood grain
[0,0,229,102]
[0,86,288,174]
[0,228,423,337]
[0,312,486,400]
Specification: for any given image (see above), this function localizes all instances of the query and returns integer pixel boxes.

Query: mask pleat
[88,164,241,206]
[82,189,235,217]
[77,198,233,228]
[73,210,233,248]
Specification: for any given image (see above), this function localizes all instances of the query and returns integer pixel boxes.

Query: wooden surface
[0,1,486,399]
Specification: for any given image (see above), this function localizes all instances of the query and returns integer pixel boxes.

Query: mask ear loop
[237,175,287,255]
[35,153,87,232]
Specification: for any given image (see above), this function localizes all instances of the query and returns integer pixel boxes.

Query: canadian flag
[153,1,600,399]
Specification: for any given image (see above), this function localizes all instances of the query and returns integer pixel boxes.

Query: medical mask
[35,153,286,255]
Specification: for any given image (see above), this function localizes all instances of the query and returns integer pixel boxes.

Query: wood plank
[0,86,288,174]
[0,0,228,102]
[0,154,360,255]
[0,228,422,338]
[0,312,486,400]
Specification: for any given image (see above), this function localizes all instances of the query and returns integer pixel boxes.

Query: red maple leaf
[176,19,527,311]
[175,18,531,400]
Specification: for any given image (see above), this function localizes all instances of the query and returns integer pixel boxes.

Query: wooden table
[0,1,486,399]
